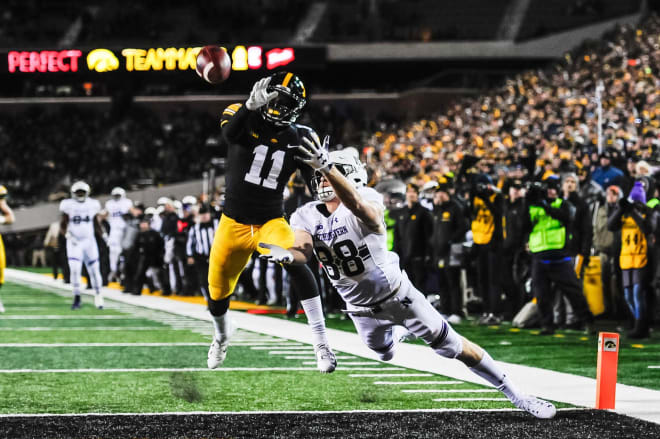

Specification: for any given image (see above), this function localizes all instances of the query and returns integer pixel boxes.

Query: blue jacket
[591,165,623,189]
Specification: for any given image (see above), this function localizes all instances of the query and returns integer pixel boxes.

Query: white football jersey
[105,198,133,233]
[59,198,101,240]
[290,187,403,307]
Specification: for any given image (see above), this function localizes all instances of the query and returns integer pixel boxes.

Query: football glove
[258,242,294,264]
[297,133,332,174]
[246,77,278,110]
[65,231,78,246]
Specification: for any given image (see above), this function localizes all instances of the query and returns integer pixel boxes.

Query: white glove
[258,242,294,264]
[245,77,278,110]
[297,133,332,174]
[65,231,78,246]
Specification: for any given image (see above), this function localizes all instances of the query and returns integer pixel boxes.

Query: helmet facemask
[312,171,336,202]
[261,86,305,127]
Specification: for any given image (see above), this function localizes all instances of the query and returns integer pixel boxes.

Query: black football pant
[531,257,593,330]
[474,243,501,315]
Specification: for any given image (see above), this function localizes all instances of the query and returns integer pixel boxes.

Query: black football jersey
[220,103,314,224]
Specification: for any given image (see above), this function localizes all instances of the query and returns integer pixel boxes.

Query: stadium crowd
[2,15,660,338]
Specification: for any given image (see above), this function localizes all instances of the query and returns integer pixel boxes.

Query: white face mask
[317,185,336,202]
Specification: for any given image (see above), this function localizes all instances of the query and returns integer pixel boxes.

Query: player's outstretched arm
[298,135,384,234]
[259,230,314,265]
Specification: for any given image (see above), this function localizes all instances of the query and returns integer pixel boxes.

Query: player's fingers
[302,137,320,154]
[297,141,315,155]
[266,91,278,102]
[322,135,331,149]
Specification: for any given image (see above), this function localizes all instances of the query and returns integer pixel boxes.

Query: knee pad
[430,323,463,359]
[208,296,230,317]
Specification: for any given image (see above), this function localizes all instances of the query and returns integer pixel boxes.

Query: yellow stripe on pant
[208,214,295,301]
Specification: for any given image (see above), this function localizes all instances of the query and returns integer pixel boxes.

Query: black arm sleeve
[546,202,571,225]
[222,105,251,144]
[607,206,625,232]
[630,208,654,236]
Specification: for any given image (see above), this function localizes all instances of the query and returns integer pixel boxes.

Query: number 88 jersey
[290,187,405,307]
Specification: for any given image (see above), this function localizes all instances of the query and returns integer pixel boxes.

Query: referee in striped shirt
[186,203,218,302]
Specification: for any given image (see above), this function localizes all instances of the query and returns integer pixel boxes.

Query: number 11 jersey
[221,103,314,225]
[290,187,404,307]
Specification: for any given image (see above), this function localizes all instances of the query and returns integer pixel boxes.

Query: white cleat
[515,395,557,419]
[314,344,337,374]
[0,300,5,313]
[207,339,229,369]
[94,295,104,310]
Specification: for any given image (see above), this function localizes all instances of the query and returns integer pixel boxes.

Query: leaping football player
[207,72,336,373]
[0,185,16,313]
[60,181,105,310]
[260,136,557,418]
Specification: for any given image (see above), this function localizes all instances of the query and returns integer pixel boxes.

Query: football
[196,46,231,84]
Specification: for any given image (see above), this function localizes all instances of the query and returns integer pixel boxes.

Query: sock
[300,296,329,349]
[211,313,231,344]
[469,351,523,403]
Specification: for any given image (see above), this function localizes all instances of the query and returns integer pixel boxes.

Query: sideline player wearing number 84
[207,71,336,373]
[260,135,557,419]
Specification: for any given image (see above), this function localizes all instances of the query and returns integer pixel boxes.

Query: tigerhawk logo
[87,49,119,72]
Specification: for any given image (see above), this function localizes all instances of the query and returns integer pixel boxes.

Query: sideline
[6,268,660,424]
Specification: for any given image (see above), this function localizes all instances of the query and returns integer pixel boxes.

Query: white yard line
[0,327,165,331]
[0,315,146,319]
[402,389,499,393]
[374,381,461,385]
[433,398,509,402]
[0,367,407,374]
[230,343,303,347]
[6,268,660,425]
[0,343,208,347]
[349,373,434,378]
[250,346,310,350]
[0,408,591,417]
[268,350,316,355]
[649,366,660,369]
[302,361,381,366]
[285,356,357,360]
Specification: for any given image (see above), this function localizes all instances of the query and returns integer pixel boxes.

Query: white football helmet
[71,181,90,202]
[182,195,197,206]
[111,187,126,199]
[313,149,368,202]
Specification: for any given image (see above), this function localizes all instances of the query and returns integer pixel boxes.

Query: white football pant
[67,237,102,296]
[347,275,463,361]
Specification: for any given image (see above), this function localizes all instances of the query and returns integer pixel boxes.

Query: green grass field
[1,280,583,415]
[3,275,660,417]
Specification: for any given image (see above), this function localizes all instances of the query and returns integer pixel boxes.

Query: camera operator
[522,175,595,335]
[501,179,527,319]
[470,174,503,324]
[431,179,467,322]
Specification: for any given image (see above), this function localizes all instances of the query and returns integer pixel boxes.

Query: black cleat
[71,295,81,310]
